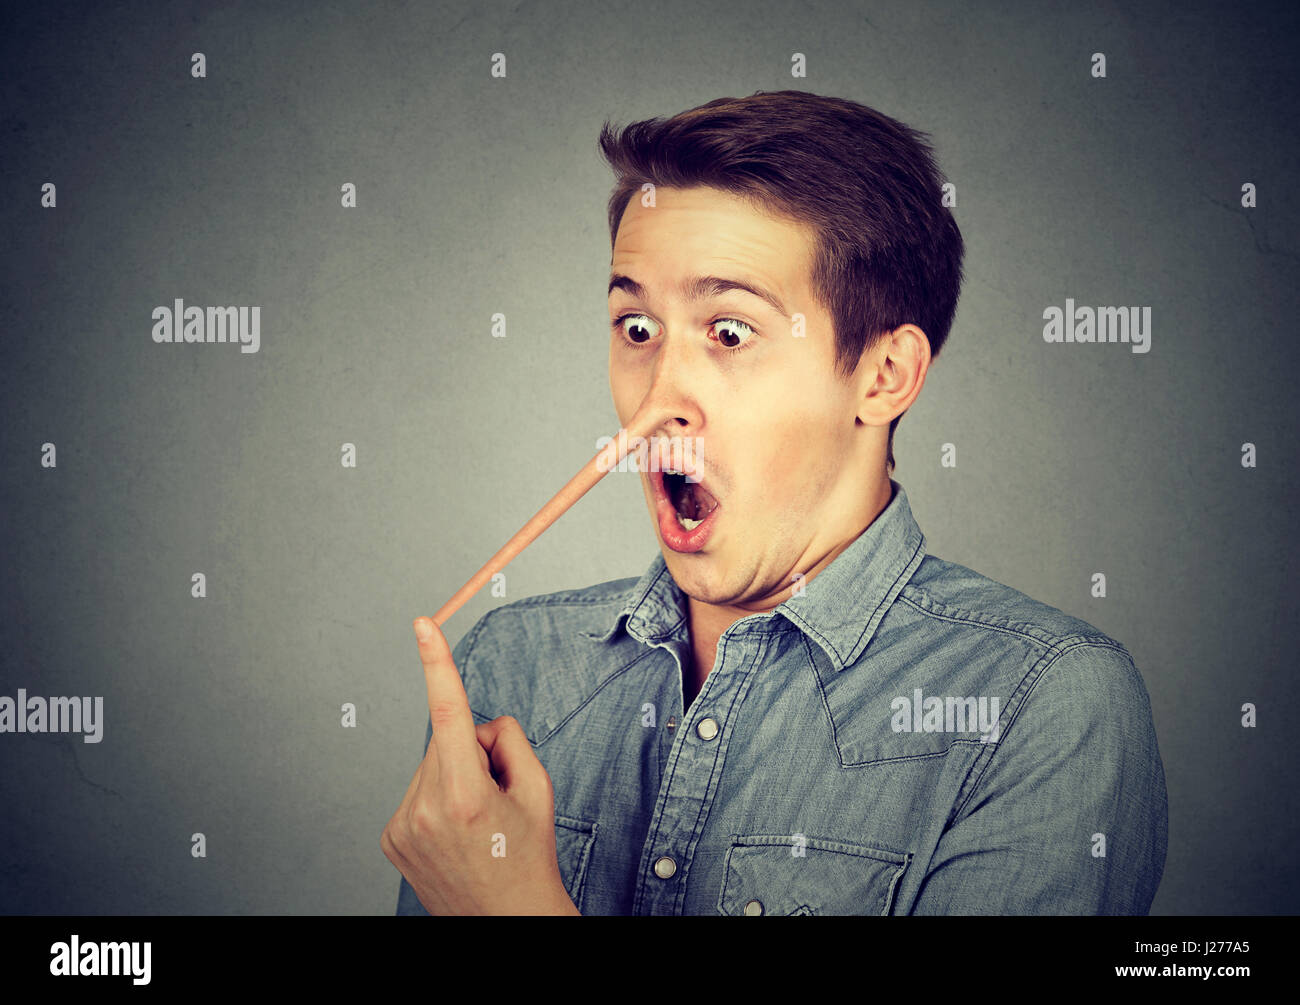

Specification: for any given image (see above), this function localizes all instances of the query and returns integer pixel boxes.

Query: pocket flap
[718,834,910,916]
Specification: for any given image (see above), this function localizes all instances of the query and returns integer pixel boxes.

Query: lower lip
[654,471,720,553]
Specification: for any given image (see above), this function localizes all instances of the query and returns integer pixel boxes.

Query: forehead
[610,186,815,298]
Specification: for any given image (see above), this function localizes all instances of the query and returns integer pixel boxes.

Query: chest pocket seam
[717,834,912,916]
[554,813,598,912]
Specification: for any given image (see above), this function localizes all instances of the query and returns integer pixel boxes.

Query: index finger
[413,617,481,779]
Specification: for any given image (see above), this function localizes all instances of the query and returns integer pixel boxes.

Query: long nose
[599,392,684,473]
[433,393,686,627]
[638,327,704,438]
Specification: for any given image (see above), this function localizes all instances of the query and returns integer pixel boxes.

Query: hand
[381,617,580,915]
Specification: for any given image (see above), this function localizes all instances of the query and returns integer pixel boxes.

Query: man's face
[607,185,876,611]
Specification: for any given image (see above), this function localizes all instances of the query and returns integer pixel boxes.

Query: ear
[855,324,930,427]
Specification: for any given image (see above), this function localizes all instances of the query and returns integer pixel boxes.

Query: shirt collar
[594,478,928,672]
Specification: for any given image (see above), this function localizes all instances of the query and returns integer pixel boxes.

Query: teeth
[676,513,703,531]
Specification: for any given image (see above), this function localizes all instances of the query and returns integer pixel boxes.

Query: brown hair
[598,90,965,474]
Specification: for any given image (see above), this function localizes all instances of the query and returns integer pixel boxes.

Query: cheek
[608,369,642,422]
[769,394,838,449]
[752,406,844,503]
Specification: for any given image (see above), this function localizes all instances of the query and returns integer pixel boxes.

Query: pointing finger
[413,617,483,785]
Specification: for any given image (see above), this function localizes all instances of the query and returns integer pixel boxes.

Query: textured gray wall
[1,0,1296,914]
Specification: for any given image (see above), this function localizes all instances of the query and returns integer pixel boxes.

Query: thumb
[476,716,548,799]
[473,731,492,777]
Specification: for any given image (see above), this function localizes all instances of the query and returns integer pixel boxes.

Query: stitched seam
[731,834,909,862]
[636,563,691,640]
[673,633,772,914]
[949,640,1131,821]
[897,589,1127,654]
[718,835,911,916]
[784,612,845,668]
[530,644,663,746]
[840,746,979,768]
[882,852,912,916]
[643,629,732,914]
[847,525,926,661]
[802,634,845,763]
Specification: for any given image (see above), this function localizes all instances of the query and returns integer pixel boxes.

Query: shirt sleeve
[394,615,488,917]
[910,642,1169,915]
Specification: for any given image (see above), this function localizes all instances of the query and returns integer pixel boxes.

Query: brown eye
[711,317,755,350]
[614,313,660,345]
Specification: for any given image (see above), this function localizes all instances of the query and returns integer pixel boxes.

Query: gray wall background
[1,0,1296,914]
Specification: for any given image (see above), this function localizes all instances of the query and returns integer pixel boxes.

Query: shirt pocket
[554,813,598,912]
[717,834,911,916]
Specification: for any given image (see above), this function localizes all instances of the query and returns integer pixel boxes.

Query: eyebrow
[607,273,788,318]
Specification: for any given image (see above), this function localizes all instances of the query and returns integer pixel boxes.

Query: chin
[661,549,725,598]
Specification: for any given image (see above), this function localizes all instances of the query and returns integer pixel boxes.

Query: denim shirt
[397,479,1168,915]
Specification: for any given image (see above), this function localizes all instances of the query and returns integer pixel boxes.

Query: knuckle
[409,800,441,836]
[441,784,485,824]
[428,702,463,728]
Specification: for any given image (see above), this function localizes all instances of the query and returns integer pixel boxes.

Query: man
[386,90,1168,915]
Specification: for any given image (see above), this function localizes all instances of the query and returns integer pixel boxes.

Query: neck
[680,476,896,706]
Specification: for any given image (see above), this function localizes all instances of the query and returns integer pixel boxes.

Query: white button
[744,899,764,916]
[653,856,677,879]
[696,717,719,741]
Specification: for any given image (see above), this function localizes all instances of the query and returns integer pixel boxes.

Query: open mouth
[663,469,719,529]
[653,464,721,553]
